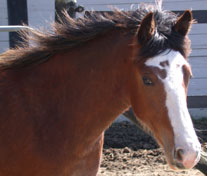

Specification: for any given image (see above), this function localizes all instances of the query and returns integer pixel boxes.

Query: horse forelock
[0,3,190,69]
[137,9,191,60]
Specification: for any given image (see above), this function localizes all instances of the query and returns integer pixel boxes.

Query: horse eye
[142,76,154,86]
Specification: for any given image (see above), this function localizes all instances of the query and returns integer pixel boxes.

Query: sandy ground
[98,120,207,176]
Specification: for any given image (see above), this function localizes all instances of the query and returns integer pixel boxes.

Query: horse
[0,3,201,176]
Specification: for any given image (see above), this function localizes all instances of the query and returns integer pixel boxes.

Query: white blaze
[145,50,201,168]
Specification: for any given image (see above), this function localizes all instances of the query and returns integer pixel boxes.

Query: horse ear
[173,10,193,36]
[137,13,155,45]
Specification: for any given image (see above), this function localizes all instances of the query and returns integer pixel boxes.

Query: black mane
[137,9,191,59]
[0,3,190,69]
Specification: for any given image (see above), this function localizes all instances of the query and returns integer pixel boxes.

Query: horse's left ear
[173,10,193,36]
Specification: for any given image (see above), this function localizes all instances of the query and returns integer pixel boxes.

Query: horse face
[130,11,201,169]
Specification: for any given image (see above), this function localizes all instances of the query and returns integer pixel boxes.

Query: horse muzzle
[163,136,201,170]
[172,146,201,169]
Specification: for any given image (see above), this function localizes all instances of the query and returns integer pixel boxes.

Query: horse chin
[161,143,178,170]
[164,150,179,170]
[164,152,187,170]
[159,136,183,170]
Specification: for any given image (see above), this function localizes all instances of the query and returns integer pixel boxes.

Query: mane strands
[0,3,190,69]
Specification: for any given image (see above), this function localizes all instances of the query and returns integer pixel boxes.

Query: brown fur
[0,4,193,176]
[0,29,134,176]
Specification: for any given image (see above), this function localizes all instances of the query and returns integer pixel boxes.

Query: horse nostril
[175,148,185,162]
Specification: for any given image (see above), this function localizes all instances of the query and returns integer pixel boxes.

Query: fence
[0,25,31,32]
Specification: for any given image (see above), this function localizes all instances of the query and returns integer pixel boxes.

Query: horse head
[130,10,200,169]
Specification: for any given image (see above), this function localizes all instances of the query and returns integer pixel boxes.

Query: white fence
[0,26,31,32]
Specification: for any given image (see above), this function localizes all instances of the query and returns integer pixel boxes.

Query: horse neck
[55,30,134,141]
[6,30,134,149]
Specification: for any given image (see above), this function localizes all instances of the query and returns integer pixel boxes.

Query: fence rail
[0,25,31,32]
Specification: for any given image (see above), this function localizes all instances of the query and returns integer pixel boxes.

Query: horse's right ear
[173,10,193,36]
[137,13,155,45]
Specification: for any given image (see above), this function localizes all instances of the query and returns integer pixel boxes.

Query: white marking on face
[145,50,201,169]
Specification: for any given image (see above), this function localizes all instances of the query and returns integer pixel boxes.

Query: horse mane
[0,3,191,69]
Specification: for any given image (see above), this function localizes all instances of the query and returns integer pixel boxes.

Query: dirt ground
[98,119,207,176]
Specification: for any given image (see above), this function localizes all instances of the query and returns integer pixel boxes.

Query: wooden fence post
[7,0,28,48]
